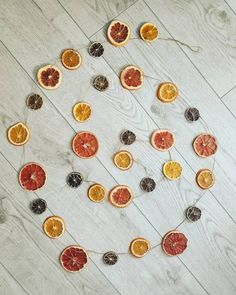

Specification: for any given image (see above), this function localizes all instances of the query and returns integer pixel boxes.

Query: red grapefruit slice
[19,162,46,191]
[60,245,88,272]
[151,129,175,151]
[109,185,133,208]
[107,20,130,47]
[193,133,218,157]
[37,65,62,90]
[120,66,144,90]
[162,230,188,256]
[72,131,99,159]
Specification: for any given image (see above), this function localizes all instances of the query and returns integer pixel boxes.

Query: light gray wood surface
[0,0,235,294]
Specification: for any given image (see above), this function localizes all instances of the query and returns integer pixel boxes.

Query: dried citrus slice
[107,20,130,47]
[19,162,47,191]
[66,172,83,188]
[26,93,43,110]
[43,216,65,239]
[130,238,150,258]
[88,183,106,202]
[196,169,215,189]
[120,130,136,145]
[30,198,47,214]
[185,107,200,122]
[73,102,92,122]
[93,75,109,91]
[60,245,88,272]
[72,131,99,159]
[88,42,104,57]
[151,129,175,151]
[162,230,188,256]
[61,49,82,70]
[140,22,158,42]
[103,251,118,265]
[193,134,218,158]
[113,150,133,170]
[109,185,133,208]
[163,161,183,180]
[140,177,156,192]
[37,65,62,90]
[186,206,201,222]
[120,66,144,90]
[157,82,178,103]
[8,122,30,146]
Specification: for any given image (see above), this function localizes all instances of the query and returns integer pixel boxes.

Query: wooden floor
[0,0,236,294]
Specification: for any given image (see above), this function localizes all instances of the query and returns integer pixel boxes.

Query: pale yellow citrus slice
[140,22,158,42]
[157,82,179,103]
[196,169,215,189]
[43,216,65,239]
[88,183,106,202]
[130,238,151,258]
[73,102,92,122]
[163,161,183,180]
[113,150,133,170]
[7,122,30,146]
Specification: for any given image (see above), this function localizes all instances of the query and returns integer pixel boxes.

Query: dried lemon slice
[8,122,30,146]
[88,183,106,202]
[73,102,92,122]
[130,238,150,258]
[157,82,178,103]
[113,150,133,170]
[196,169,215,189]
[163,161,183,180]
[43,216,65,239]
[140,22,158,42]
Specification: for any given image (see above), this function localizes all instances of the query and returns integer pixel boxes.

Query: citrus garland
[8,21,217,272]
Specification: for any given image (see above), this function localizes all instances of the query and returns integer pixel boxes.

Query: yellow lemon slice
[163,161,183,180]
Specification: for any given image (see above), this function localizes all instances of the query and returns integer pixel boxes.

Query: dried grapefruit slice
[61,49,82,70]
[140,22,158,42]
[193,134,218,158]
[8,122,30,146]
[120,66,144,90]
[157,82,178,103]
[37,65,62,90]
[72,131,99,159]
[151,129,175,151]
[73,102,92,122]
[113,150,133,170]
[109,185,133,208]
[43,216,65,239]
[19,162,46,191]
[162,230,188,256]
[60,245,88,272]
[107,20,130,47]
[163,161,183,180]
[88,183,106,202]
[196,169,215,189]
[130,238,150,258]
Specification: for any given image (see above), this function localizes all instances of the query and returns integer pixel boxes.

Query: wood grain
[222,86,236,116]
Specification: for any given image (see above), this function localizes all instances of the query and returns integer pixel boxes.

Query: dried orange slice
[151,129,175,151]
[193,134,218,158]
[107,20,130,47]
[37,65,62,90]
[196,169,215,189]
[163,161,183,180]
[73,102,92,122]
[43,216,65,239]
[72,131,99,159]
[88,183,106,202]
[120,66,144,90]
[113,150,133,170]
[130,238,150,258]
[140,22,158,42]
[8,122,30,146]
[109,185,133,208]
[61,49,82,70]
[157,82,178,103]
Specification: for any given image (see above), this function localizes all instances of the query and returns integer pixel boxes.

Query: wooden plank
[0,156,119,295]
[225,0,236,13]
[0,6,207,294]
[145,0,236,97]
[58,0,137,37]
[92,0,236,221]
[222,86,236,116]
